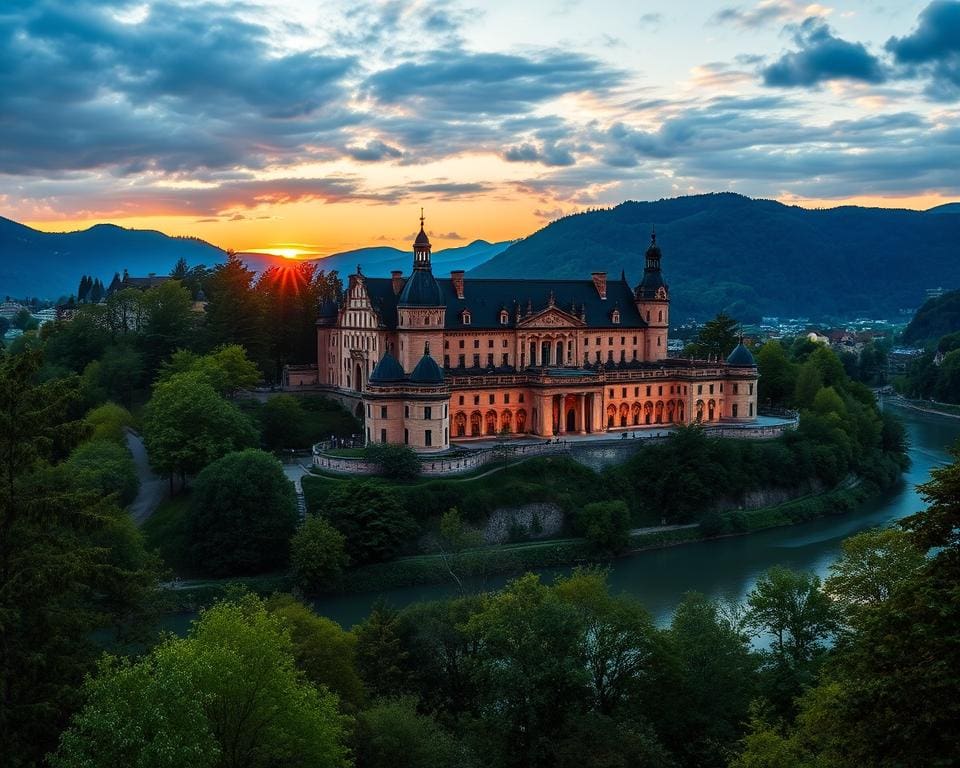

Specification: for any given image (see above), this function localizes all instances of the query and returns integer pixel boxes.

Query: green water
[303,402,960,628]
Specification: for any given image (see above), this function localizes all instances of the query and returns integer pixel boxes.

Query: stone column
[576,393,586,433]
[538,393,553,437]
[557,393,566,435]
[592,391,604,431]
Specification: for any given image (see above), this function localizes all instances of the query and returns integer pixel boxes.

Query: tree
[141,280,194,374]
[203,253,266,373]
[159,345,261,398]
[467,574,588,768]
[325,480,417,564]
[84,342,145,407]
[142,371,258,490]
[52,595,350,768]
[746,567,835,665]
[65,439,140,507]
[267,595,364,711]
[354,601,411,699]
[84,402,134,444]
[437,506,482,595]
[685,312,740,360]
[0,351,157,766]
[793,360,823,410]
[261,393,308,449]
[575,500,631,553]
[291,515,349,592]
[364,442,422,480]
[353,697,461,768]
[824,527,925,625]
[188,449,298,576]
[755,340,797,407]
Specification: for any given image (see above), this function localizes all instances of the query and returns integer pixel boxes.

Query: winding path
[125,428,168,525]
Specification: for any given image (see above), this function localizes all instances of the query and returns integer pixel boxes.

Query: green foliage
[52,595,350,768]
[363,442,422,480]
[84,402,134,444]
[353,697,461,768]
[188,449,298,576]
[575,500,631,552]
[0,351,158,766]
[684,311,740,359]
[324,480,417,564]
[260,394,308,448]
[142,371,258,484]
[755,340,797,407]
[158,344,261,397]
[291,515,349,593]
[902,287,960,345]
[267,595,364,711]
[202,254,268,375]
[65,438,140,507]
[354,601,410,699]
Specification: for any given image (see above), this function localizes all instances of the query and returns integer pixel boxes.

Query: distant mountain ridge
[902,289,960,345]
[0,215,509,299]
[0,216,226,299]
[469,193,960,320]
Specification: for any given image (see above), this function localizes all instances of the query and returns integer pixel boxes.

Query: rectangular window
[425,429,432,447]
[622,387,627,397]
[646,385,651,396]
[698,385,703,395]
[658,386,662,395]
[425,406,432,420]
[634,387,639,396]
[443,355,450,368]
[709,384,714,395]
[459,395,464,405]
[519,393,525,403]
[488,339,494,348]
[458,354,465,367]
[720,383,724,393]
[733,383,739,394]
[595,351,601,362]
[459,339,465,348]
[620,336,625,345]
[608,337,613,345]
[380,406,387,418]
[474,339,480,348]
[632,336,637,344]
[405,405,409,417]
[585,338,589,346]
[473,354,480,367]
[380,428,386,443]
[732,404,738,418]
[503,339,508,347]
[489,394,495,405]
[505,393,510,404]
[502,353,509,366]
[749,403,754,416]
[404,428,409,444]
[474,395,480,405]
[367,404,371,417]
[596,337,600,345]
[444,340,449,349]
[609,388,614,397]
[487,353,494,366]
[749,383,754,395]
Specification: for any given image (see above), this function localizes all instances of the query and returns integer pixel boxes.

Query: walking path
[125,428,168,525]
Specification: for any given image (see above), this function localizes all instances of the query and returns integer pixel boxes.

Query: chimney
[451,270,465,299]
[391,270,404,295]
[591,271,607,300]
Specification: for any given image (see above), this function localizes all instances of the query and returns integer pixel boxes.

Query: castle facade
[290,216,758,453]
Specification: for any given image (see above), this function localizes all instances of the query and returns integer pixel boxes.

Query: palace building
[288,215,758,453]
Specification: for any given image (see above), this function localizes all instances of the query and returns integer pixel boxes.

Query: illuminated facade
[298,216,758,453]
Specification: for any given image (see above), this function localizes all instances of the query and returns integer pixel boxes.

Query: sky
[1,0,959,257]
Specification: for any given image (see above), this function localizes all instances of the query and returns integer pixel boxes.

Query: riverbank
[886,394,960,420]
[160,476,873,610]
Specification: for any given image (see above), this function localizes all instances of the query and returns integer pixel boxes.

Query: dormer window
[462,309,472,325]
[611,309,621,324]
[499,309,509,325]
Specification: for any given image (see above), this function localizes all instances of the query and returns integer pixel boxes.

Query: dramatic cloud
[713,0,832,28]
[503,142,576,167]
[886,0,960,100]
[762,18,886,86]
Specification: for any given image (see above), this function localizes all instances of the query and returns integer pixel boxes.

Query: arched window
[501,409,513,433]
[462,309,472,325]
[612,309,621,324]
[485,410,498,435]
[454,412,467,437]
[470,411,482,436]
[516,409,527,432]
[499,309,509,325]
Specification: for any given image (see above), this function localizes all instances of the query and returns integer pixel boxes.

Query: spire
[412,207,432,270]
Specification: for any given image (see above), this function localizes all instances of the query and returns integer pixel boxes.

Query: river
[306,401,960,628]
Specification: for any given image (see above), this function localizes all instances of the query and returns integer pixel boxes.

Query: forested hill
[902,289,960,345]
[468,193,960,320]
[0,217,226,299]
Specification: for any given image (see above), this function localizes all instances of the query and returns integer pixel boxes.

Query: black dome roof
[414,225,430,247]
[410,351,444,384]
[398,269,444,306]
[726,342,756,367]
[369,352,405,382]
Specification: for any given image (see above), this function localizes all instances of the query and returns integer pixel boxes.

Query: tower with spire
[397,209,445,370]
[634,228,670,361]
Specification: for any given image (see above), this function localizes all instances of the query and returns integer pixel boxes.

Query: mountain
[926,202,960,215]
[0,217,225,299]
[469,193,960,321]
[902,289,960,345]
[239,239,511,279]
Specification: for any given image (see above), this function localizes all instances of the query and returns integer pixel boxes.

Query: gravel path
[125,428,168,526]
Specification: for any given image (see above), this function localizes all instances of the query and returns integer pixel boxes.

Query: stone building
[288,215,758,452]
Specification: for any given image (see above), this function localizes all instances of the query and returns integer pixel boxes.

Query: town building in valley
[287,216,759,452]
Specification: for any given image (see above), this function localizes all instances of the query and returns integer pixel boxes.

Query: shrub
[326,480,417,564]
[65,439,139,506]
[291,515,349,593]
[576,500,632,553]
[364,443,421,480]
[188,449,298,576]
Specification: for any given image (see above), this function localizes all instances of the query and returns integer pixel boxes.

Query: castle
[287,215,758,452]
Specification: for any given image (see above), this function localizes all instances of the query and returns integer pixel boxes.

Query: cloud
[435,231,464,240]
[364,49,623,116]
[346,140,404,162]
[761,18,886,86]
[713,0,832,28]
[503,142,576,166]
[886,0,960,100]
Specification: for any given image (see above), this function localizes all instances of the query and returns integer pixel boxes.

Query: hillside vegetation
[470,193,960,320]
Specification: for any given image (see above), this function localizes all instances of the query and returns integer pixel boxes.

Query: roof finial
[357,263,362,275]
[651,224,656,245]
[420,207,425,229]
[424,341,430,355]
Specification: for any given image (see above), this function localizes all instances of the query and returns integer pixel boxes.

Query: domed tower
[724,339,758,421]
[635,229,670,361]
[397,210,446,371]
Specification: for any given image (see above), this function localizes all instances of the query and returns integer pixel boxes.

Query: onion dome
[635,229,668,300]
[410,347,444,384]
[369,351,406,383]
[726,341,756,367]
[398,269,444,305]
